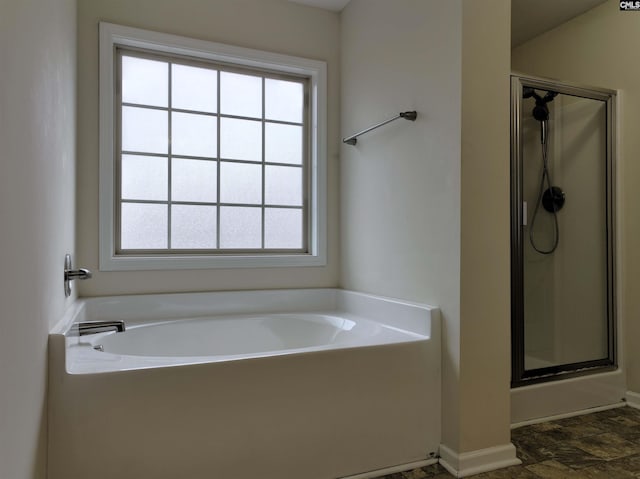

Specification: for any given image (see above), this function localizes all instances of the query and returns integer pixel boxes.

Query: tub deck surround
[48,288,441,479]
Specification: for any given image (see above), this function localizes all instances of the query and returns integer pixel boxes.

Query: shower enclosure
[511,75,616,387]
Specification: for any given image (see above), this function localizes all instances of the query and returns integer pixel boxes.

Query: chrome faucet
[72,320,126,336]
[66,269,92,281]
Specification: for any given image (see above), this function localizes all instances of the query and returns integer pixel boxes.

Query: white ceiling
[288,0,609,46]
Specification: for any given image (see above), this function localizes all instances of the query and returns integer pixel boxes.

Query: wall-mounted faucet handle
[64,254,92,297]
[65,268,92,280]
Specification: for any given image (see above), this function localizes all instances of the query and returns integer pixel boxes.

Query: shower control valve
[542,186,565,213]
[64,254,92,297]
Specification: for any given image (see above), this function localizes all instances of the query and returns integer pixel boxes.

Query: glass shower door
[511,75,616,386]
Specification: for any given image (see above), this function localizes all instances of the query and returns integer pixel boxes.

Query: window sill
[99,252,327,271]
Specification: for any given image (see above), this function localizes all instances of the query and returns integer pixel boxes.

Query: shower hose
[529,120,560,255]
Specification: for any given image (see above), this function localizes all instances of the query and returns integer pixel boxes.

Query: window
[99,23,327,270]
[118,50,307,251]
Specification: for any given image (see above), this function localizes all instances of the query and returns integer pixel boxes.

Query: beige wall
[459,0,512,452]
[77,0,340,296]
[0,0,77,477]
[341,0,511,454]
[511,0,638,391]
[340,0,463,449]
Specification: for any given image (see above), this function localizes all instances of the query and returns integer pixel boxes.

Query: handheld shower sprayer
[523,87,564,254]
[541,118,548,146]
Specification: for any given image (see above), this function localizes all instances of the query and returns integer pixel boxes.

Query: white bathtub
[49,288,440,479]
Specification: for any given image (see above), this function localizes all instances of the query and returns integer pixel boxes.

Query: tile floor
[375,406,640,478]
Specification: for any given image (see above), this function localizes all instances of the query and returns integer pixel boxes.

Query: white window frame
[99,23,327,271]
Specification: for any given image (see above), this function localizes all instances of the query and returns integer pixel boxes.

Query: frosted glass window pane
[121,155,167,201]
[265,123,302,165]
[265,208,302,249]
[122,106,168,154]
[220,118,262,162]
[220,162,262,204]
[171,159,217,202]
[171,205,217,249]
[219,207,261,249]
[220,72,262,118]
[171,112,217,157]
[265,79,303,123]
[122,56,168,107]
[121,203,167,249]
[265,165,302,206]
[172,64,217,113]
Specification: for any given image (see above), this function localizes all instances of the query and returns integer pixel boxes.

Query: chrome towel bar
[342,110,417,146]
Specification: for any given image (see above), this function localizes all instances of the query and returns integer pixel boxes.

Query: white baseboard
[339,459,438,479]
[439,443,521,478]
[626,391,640,409]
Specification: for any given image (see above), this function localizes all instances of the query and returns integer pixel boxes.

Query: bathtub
[49,288,440,479]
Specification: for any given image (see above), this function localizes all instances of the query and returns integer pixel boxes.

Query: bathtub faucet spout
[73,320,126,336]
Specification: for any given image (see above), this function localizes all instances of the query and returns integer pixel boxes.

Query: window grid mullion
[121,150,302,169]
[121,199,302,209]
[167,61,173,249]
[261,77,266,249]
[216,69,221,249]
[121,101,303,129]
[121,151,217,161]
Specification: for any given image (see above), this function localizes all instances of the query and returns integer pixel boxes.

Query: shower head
[522,88,558,102]
[524,88,558,122]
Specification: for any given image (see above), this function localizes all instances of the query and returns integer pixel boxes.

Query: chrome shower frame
[510,74,618,387]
